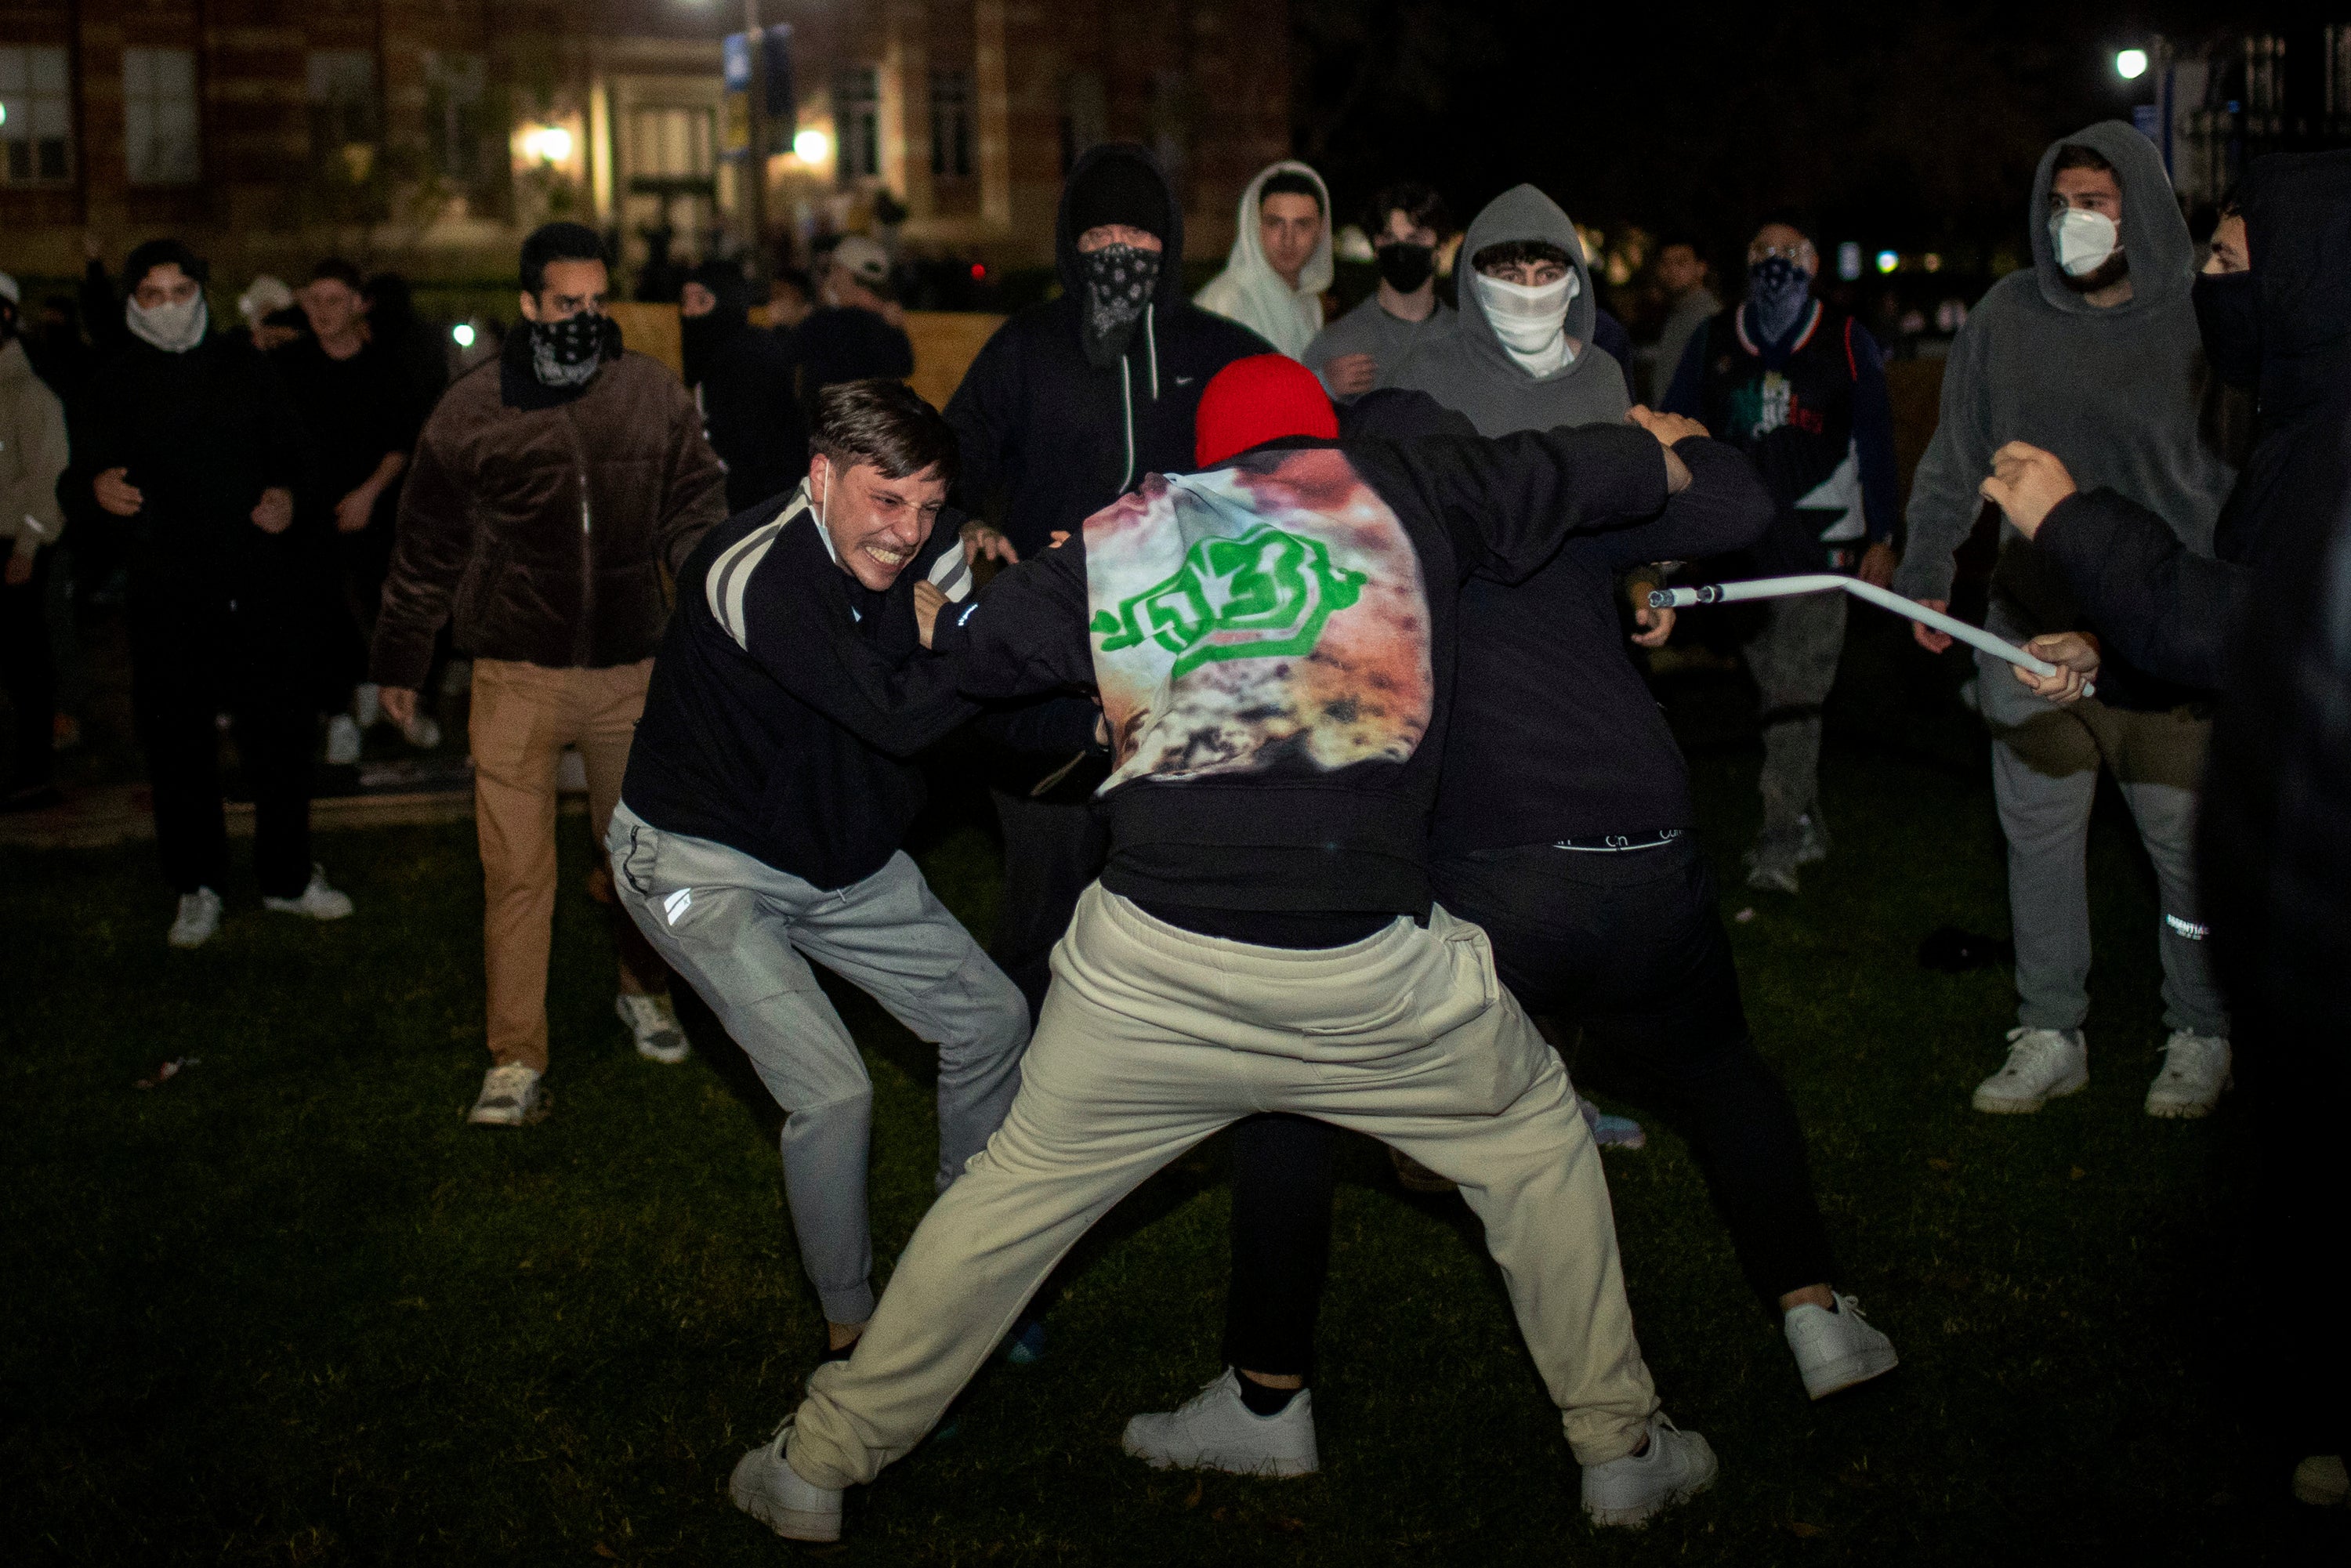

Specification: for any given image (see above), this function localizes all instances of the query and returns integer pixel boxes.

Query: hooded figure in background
[682,259,806,514]
[1193,161,1336,360]
[1386,184,1631,434]
[1891,121,2240,1129]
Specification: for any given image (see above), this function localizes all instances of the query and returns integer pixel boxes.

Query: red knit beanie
[1194,353,1339,468]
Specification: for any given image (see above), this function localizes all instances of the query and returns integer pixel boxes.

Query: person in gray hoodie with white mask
[1386,183,1631,432]
[1893,121,2238,1122]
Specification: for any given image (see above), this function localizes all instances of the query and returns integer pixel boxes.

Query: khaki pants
[470,657,665,1072]
[787,885,1661,1489]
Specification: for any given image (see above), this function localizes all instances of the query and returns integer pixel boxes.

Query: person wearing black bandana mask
[681,259,807,512]
[1960,150,2351,1508]
[371,222,730,1128]
[1303,182,1457,402]
[941,142,1270,1023]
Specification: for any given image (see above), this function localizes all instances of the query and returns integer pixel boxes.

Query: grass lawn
[5,655,2346,1566]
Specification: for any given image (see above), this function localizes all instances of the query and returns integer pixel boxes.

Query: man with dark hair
[372,221,729,1126]
[793,236,915,419]
[1303,180,1456,400]
[1662,215,1900,893]
[611,376,1074,1366]
[276,257,431,763]
[682,259,806,512]
[1893,123,2238,1121]
[74,240,343,943]
[1649,233,1718,405]
[1196,161,1335,360]
[944,143,1272,1018]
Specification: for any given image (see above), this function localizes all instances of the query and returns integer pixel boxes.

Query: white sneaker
[1784,1293,1900,1400]
[353,683,383,730]
[324,712,362,766]
[263,864,354,921]
[1793,812,1831,866]
[1971,1027,2088,1114]
[1121,1369,1320,1478]
[2145,1030,2231,1119]
[400,710,442,750]
[467,1063,547,1127]
[1581,1411,1718,1527]
[617,991,690,1064]
[730,1419,842,1542]
[168,886,223,949]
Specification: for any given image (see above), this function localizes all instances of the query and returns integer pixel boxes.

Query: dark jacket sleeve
[1588,437,1774,569]
[931,533,1096,699]
[654,377,730,574]
[1393,423,1672,584]
[371,408,477,689]
[1660,323,1708,418]
[734,559,977,761]
[1847,322,1900,544]
[2034,487,2249,690]
[245,347,311,498]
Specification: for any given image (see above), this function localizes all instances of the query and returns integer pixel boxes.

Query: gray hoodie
[1893,121,2234,623]
[1385,184,1631,435]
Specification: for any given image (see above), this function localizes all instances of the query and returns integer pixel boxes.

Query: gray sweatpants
[607,802,1030,1324]
[1974,625,2227,1039]
[1743,589,1848,869]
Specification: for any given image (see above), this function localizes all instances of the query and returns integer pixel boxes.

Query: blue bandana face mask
[1747,255,1813,343]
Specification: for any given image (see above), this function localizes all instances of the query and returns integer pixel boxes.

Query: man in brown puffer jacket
[371,223,728,1127]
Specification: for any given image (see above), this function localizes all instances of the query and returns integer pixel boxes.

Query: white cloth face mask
[125,292,208,353]
[2049,208,2121,277]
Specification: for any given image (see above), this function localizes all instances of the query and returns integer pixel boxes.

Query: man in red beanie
[727,355,1774,1540]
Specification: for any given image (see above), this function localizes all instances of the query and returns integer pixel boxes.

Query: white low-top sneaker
[1971,1027,2087,1114]
[324,712,362,766]
[2145,1030,2231,1119]
[1581,1411,1717,1527]
[467,1063,547,1127]
[263,864,354,921]
[1121,1369,1319,1477]
[730,1419,842,1542]
[1784,1293,1900,1400]
[168,886,223,949]
[616,992,690,1064]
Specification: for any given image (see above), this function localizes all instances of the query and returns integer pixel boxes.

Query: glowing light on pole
[2115,49,2149,81]
[792,128,829,163]
[1875,250,1899,274]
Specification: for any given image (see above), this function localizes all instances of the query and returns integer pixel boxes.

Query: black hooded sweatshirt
[943,143,1273,559]
[682,266,807,514]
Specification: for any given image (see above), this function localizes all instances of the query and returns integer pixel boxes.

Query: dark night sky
[1290,1,2277,267]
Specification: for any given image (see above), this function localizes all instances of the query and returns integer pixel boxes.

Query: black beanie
[1067,151,1168,242]
[124,237,209,291]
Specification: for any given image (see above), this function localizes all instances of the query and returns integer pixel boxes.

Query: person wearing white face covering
[74,238,349,949]
[1893,123,2239,1124]
[1194,161,1335,360]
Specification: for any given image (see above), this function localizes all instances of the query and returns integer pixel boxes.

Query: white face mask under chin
[1476,269,1581,375]
[2049,208,2121,278]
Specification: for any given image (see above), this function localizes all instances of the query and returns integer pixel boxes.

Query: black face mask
[1374,241,1436,294]
[528,310,618,388]
[1079,244,1160,369]
[2193,270,2260,389]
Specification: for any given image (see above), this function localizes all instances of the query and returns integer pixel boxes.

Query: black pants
[989,784,1109,1023]
[1,550,54,791]
[129,596,314,898]
[1224,835,1838,1378]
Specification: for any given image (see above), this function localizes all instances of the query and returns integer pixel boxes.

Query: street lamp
[792,128,829,163]
[2115,49,2150,81]
[520,124,572,164]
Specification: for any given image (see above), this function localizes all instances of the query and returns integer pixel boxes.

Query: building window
[0,45,74,186]
[307,49,379,162]
[834,67,878,183]
[123,48,200,186]
[423,52,487,185]
[930,70,971,179]
[1059,71,1106,177]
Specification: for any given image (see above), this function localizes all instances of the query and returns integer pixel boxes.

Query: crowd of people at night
[1,112,2342,1538]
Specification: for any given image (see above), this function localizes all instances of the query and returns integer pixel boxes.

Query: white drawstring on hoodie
[1475,270,1581,377]
[1115,306,1161,493]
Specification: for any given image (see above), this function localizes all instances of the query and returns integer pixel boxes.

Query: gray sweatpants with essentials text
[607,802,1030,1323]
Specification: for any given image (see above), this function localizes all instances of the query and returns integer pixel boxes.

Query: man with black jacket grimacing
[726,357,1748,1544]
[610,381,1096,1364]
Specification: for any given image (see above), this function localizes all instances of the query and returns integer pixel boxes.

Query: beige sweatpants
[787,884,1661,1488]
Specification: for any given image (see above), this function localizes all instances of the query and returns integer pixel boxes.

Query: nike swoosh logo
[1174,375,1196,386]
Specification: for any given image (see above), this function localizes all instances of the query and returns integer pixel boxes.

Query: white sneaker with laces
[324,712,362,766]
[1784,1293,1900,1400]
[263,864,354,921]
[1121,1369,1319,1477]
[400,710,442,750]
[617,991,690,1064]
[730,1419,842,1541]
[1581,1411,1718,1527]
[1971,1027,2087,1114]
[468,1063,547,1127]
[2145,1030,2231,1119]
[168,886,223,949]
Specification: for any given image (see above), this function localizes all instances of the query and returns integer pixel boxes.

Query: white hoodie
[1193,161,1335,360]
